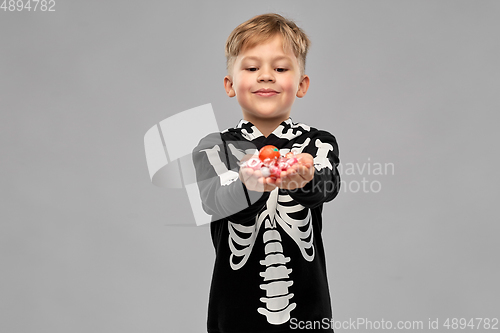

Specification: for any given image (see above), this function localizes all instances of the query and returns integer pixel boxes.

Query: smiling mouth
[254,91,279,97]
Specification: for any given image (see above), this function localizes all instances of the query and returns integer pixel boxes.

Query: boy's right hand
[239,154,277,192]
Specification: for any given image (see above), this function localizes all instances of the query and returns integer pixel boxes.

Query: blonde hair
[225,13,311,78]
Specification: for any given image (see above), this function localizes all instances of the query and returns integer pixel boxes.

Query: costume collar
[235,117,293,140]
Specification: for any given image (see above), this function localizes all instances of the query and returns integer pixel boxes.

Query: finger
[294,165,306,177]
[243,170,262,189]
[258,175,274,185]
[274,177,283,187]
[265,177,277,185]
[285,174,300,188]
[239,168,251,182]
[299,158,312,167]
[242,167,254,175]
[296,167,312,181]
[264,183,278,191]
[251,177,265,192]
[245,169,260,182]
[301,164,314,175]
[302,166,315,181]
[303,162,313,169]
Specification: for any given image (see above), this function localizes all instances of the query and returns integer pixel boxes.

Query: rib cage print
[228,188,314,325]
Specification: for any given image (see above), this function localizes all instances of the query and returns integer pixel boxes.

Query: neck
[244,114,290,138]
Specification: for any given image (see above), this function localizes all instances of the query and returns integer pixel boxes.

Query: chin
[252,108,286,117]
[252,112,283,119]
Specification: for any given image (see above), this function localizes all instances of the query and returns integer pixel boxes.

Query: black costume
[193,118,341,333]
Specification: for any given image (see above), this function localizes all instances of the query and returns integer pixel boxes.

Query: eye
[246,68,258,72]
[276,68,288,73]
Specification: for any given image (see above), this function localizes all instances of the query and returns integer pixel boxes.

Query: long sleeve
[286,130,341,208]
[192,132,269,224]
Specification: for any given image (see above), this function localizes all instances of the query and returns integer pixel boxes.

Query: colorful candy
[240,145,299,179]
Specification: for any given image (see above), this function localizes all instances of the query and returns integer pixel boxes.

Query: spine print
[257,225,296,325]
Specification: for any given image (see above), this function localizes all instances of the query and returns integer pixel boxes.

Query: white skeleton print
[228,189,313,324]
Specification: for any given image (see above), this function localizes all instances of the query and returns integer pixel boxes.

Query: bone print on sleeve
[286,130,341,208]
[192,132,269,223]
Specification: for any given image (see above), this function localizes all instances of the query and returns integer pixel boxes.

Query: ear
[224,76,236,97]
[296,75,310,98]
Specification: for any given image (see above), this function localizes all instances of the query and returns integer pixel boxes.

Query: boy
[193,13,341,333]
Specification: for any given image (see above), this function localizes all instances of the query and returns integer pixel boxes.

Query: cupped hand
[239,153,315,192]
[239,166,278,192]
[238,154,277,192]
[274,153,315,190]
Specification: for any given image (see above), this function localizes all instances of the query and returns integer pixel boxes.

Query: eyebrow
[241,55,292,62]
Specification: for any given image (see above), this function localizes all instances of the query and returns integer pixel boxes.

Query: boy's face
[224,35,309,123]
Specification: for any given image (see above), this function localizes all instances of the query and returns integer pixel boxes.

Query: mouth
[253,89,279,97]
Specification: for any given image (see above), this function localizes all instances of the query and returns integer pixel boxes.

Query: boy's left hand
[273,153,315,190]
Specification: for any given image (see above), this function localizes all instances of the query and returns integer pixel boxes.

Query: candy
[245,157,263,170]
[260,166,270,177]
[240,145,299,180]
[285,157,298,168]
[259,145,280,162]
[269,165,281,178]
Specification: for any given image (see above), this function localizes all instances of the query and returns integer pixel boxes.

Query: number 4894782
[1,0,56,11]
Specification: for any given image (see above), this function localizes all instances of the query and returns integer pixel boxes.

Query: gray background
[1,0,499,332]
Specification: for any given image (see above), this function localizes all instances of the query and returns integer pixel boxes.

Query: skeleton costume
[193,118,340,333]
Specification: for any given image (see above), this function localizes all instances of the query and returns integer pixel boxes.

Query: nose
[258,66,275,82]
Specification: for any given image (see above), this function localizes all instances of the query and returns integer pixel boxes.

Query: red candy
[240,145,299,179]
[259,145,280,162]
